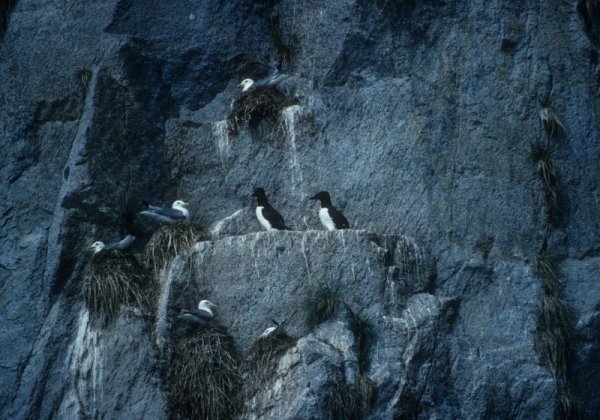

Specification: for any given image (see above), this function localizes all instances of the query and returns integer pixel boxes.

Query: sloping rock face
[1,0,599,418]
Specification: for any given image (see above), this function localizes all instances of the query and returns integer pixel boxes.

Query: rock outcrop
[1,0,599,418]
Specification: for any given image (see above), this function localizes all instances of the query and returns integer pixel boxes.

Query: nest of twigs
[241,335,298,401]
[168,325,241,420]
[82,250,152,322]
[227,86,298,135]
[144,221,210,275]
[325,377,376,420]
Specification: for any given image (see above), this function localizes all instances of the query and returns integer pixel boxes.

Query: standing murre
[253,188,290,231]
[309,191,350,231]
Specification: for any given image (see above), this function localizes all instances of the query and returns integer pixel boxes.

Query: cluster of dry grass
[227,86,298,135]
[168,325,241,420]
[144,221,210,275]
[241,335,297,402]
[533,253,582,418]
[325,377,375,420]
[82,250,153,322]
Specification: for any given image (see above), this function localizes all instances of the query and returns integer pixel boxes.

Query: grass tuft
[241,335,298,402]
[555,387,583,420]
[227,86,298,135]
[168,325,241,420]
[346,306,376,373]
[304,284,341,329]
[325,377,375,420]
[529,140,561,227]
[536,295,572,333]
[539,107,565,138]
[143,221,210,275]
[76,68,92,88]
[533,326,570,380]
[82,250,152,322]
[534,252,560,295]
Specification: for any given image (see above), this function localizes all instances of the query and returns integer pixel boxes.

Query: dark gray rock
[1,0,599,417]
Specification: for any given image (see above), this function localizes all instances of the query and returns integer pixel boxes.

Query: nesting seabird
[310,191,350,231]
[139,200,190,223]
[239,71,289,92]
[253,188,290,231]
[89,234,136,254]
[177,300,218,325]
[260,319,289,339]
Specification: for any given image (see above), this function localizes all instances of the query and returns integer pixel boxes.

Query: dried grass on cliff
[227,86,298,135]
[168,325,241,420]
[82,250,153,322]
[241,335,298,402]
[144,221,210,275]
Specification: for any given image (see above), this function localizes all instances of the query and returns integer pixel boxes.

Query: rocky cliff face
[1,1,599,418]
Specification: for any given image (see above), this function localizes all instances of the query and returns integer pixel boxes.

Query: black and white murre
[309,191,350,231]
[253,188,290,231]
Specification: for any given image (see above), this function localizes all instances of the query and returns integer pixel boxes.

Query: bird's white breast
[256,206,274,231]
[319,208,336,231]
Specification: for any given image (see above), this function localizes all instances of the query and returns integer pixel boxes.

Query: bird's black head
[309,191,332,206]
[253,187,267,198]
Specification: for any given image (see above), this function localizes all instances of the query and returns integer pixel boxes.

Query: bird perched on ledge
[260,318,289,339]
[239,70,289,92]
[139,200,189,223]
[178,300,219,325]
[310,191,349,231]
[89,234,136,254]
[253,188,290,231]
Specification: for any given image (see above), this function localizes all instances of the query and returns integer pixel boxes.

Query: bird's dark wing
[329,206,350,229]
[264,204,289,230]
[147,206,186,220]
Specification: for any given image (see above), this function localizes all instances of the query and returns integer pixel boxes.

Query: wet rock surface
[1,0,599,418]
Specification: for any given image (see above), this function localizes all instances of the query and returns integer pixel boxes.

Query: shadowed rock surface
[1,0,599,418]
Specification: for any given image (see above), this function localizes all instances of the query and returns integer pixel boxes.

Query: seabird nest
[144,221,210,275]
[241,335,298,402]
[81,250,152,322]
[168,325,242,420]
[325,377,375,420]
[227,86,298,135]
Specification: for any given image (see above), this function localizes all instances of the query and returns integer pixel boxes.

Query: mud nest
[144,221,210,275]
[325,377,376,420]
[82,250,152,322]
[168,325,242,420]
[241,335,298,401]
[227,86,298,135]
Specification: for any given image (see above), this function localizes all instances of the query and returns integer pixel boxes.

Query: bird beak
[238,82,243,87]
[211,303,219,309]
[181,202,189,207]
